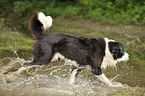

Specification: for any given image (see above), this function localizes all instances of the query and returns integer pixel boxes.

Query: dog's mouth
[117,52,129,62]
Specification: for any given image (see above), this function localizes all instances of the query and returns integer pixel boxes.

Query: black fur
[24,12,127,78]
[23,12,106,76]
[109,42,124,60]
[29,12,44,39]
[24,32,106,75]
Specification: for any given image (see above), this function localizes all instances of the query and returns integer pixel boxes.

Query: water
[0,53,145,96]
[0,64,125,96]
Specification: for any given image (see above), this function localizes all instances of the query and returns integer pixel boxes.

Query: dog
[23,12,129,87]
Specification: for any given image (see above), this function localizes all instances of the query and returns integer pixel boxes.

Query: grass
[0,27,35,50]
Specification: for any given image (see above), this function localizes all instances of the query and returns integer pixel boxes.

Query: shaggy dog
[23,12,129,87]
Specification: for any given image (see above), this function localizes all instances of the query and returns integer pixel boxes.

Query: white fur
[101,38,118,69]
[38,12,53,30]
[51,52,65,62]
[69,68,78,85]
[96,74,126,87]
[101,38,129,69]
[51,52,78,67]
[95,74,112,86]
[117,52,129,62]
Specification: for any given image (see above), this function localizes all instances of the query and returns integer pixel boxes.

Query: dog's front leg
[69,66,82,85]
[96,74,125,87]
[69,68,78,84]
[95,73,112,86]
[92,67,124,87]
[92,68,113,86]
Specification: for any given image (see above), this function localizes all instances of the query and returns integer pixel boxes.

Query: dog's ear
[108,42,125,60]
[108,42,124,53]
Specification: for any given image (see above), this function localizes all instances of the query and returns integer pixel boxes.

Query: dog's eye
[112,49,119,54]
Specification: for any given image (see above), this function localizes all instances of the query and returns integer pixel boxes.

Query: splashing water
[0,58,136,96]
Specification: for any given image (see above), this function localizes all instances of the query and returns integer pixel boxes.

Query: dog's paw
[108,83,129,88]
[23,62,33,67]
[23,62,40,68]
[68,79,75,85]
[109,84,124,87]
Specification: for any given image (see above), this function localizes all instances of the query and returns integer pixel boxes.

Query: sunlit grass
[0,28,35,50]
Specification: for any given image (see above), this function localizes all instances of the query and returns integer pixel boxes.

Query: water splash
[0,57,133,96]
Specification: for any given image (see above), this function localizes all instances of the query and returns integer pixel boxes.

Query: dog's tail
[29,12,53,39]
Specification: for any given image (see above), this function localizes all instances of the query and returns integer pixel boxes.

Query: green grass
[0,27,35,50]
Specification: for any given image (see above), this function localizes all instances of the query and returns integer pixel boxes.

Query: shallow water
[0,61,128,96]
[0,53,145,96]
[0,74,116,96]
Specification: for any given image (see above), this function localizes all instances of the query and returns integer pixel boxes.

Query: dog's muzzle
[117,52,129,62]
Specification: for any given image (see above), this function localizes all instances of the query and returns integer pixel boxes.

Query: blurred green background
[0,0,145,24]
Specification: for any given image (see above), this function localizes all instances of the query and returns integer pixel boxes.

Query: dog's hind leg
[69,66,82,85]
[23,43,54,67]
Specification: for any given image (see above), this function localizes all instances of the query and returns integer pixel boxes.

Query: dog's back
[23,12,129,87]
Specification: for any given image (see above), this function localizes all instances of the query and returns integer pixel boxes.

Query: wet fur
[24,12,129,87]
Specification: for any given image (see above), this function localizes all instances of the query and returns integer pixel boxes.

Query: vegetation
[0,1,145,95]
[0,0,145,24]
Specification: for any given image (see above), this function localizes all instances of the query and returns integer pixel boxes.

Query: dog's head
[101,38,129,68]
[109,42,129,62]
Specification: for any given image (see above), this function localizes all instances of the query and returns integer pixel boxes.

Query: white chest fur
[101,38,129,69]
[101,38,118,69]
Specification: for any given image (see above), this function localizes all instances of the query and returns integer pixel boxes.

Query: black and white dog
[23,12,129,87]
